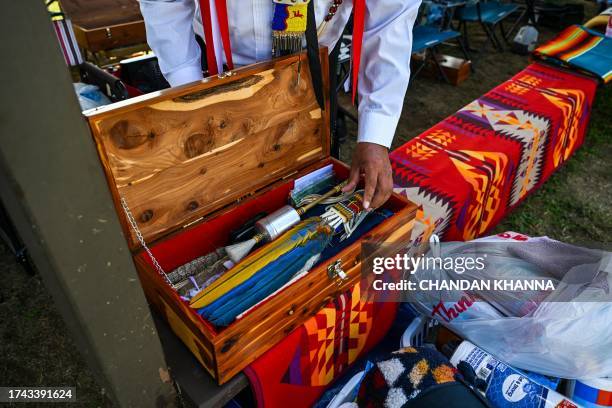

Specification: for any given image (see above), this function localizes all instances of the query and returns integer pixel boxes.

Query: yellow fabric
[285,4,308,32]
[584,15,609,31]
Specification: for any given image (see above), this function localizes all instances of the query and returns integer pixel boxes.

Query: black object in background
[536,2,584,28]
[119,54,170,94]
[79,62,128,102]
[228,212,268,245]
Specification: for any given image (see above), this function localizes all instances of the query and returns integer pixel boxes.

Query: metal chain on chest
[120,197,172,286]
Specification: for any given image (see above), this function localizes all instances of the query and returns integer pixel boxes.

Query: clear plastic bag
[407,232,612,379]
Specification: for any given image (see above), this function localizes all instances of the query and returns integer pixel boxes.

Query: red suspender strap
[214,0,234,70]
[198,0,219,75]
[198,0,234,75]
[352,0,366,103]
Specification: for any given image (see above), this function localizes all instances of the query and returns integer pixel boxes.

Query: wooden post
[0,1,176,406]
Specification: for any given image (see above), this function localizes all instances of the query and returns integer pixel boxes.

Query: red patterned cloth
[391,63,598,244]
[244,63,598,407]
[244,284,397,408]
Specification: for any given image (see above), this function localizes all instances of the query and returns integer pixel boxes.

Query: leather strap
[305,0,325,110]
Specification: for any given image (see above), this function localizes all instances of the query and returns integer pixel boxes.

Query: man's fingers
[343,163,360,192]
[370,186,386,210]
[362,166,377,210]
[370,172,393,209]
[370,164,394,209]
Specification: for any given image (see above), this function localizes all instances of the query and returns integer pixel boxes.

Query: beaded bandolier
[271,0,346,57]
[272,0,310,57]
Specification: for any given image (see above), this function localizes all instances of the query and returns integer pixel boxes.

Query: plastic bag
[406,232,612,379]
[73,82,111,111]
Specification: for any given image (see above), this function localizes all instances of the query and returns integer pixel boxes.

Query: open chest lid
[59,0,143,29]
[85,51,330,251]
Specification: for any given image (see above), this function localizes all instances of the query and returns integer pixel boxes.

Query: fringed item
[167,248,227,285]
[272,0,311,57]
[175,257,231,298]
[321,191,368,240]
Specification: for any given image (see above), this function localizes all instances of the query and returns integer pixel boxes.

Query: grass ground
[494,84,612,243]
[1,4,609,406]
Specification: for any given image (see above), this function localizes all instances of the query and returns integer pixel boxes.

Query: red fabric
[245,284,397,408]
[390,63,598,242]
[351,0,366,103]
[145,160,350,272]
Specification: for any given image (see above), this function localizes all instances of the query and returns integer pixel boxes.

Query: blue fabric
[412,25,462,53]
[564,26,612,83]
[457,1,519,24]
[318,209,393,263]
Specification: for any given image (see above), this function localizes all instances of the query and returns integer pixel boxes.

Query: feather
[190,218,332,309]
[202,236,328,326]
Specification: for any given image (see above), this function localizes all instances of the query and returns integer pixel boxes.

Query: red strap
[352,0,366,104]
[214,0,234,70]
[198,0,219,75]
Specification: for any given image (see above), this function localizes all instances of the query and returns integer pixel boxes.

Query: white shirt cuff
[165,64,204,87]
[357,110,398,149]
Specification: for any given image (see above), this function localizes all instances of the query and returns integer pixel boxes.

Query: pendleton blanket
[391,63,598,245]
[533,25,612,83]
[244,284,397,408]
[244,63,597,408]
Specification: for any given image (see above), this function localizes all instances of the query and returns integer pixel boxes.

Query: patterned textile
[243,63,597,408]
[357,347,459,408]
[391,63,598,245]
[534,25,612,83]
[244,283,398,408]
[52,19,83,67]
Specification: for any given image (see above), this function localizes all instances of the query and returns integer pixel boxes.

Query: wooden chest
[412,54,471,86]
[59,0,146,53]
[84,51,417,384]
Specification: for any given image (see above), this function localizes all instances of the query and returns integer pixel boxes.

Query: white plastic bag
[73,82,111,111]
[407,232,612,379]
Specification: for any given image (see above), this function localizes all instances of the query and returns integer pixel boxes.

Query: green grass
[494,84,612,244]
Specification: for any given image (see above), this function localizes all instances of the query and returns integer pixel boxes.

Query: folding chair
[456,0,520,52]
[412,1,472,82]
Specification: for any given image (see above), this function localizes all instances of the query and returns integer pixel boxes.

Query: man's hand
[343,142,393,210]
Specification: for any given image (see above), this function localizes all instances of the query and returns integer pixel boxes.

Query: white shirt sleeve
[139,0,204,87]
[357,0,421,148]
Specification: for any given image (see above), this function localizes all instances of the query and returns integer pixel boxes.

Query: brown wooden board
[59,0,143,29]
[59,1,146,52]
[85,51,330,250]
[85,50,417,385]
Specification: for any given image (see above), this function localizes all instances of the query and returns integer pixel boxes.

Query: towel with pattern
[534,25,612,83]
